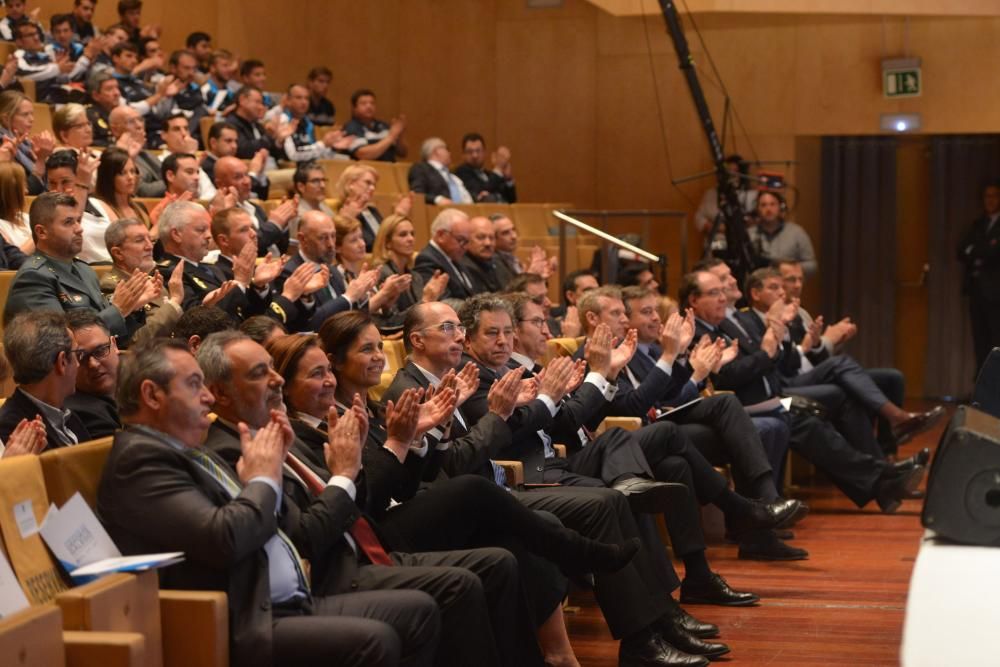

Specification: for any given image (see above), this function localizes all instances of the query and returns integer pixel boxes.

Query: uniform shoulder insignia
[269,302,287,323]
[157,258,173,267]
[738,307,750,312]
[191,275,208,290]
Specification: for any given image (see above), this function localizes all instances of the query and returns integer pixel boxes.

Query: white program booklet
[39,492,183,582]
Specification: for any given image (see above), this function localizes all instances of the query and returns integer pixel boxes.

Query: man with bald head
[414,208,477,300]
[275,210,379,332]
[214,155,296,256]
[108,105,167,197]
[460,216,502,293]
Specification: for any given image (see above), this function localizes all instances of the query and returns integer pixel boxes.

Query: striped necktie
[187,448,311,590]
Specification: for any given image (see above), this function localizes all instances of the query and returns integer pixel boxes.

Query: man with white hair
[155,200,248,320]
[413,208,477,300]
[407,137,473,205]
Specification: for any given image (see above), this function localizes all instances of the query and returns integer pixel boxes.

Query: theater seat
[544,337,585,364]
[0,603,146,667]
[39,436,114,508]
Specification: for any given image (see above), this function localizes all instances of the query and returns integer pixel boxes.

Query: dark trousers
[517,486,673,639]
[784,354,890,415]
[783,382,884,461]
[633,421,731,559]
[542,426,652,486]
[779,409,886,507]
[273,588,440,667]
[751,415,790,495]
[668,393,778,500]
[869,367,905,453]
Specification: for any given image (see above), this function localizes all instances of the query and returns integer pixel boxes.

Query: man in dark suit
[454,133,517,204]
[3,193,152,340]
[275,210,382,332]
[681,269,925,514]
[214,156,295,256]
[195,330,535,667]
[408,137,472,205]
[64,310,120,438]
[204,121,270,201]
[959,181,1000,372]
[223,85,279,159]
[413,208,477,300]
[616,285,805,561]
[154,200,249,321]
[97,337,441,667]
[0,311,90,449]
[460,216,504,293]
[743,267,940,458]
[385,300,724,667]
[775,258,908,453]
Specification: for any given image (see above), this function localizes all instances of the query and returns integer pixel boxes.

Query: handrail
[552,208,688,293]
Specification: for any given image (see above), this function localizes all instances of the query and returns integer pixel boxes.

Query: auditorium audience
[0,161,33,253]
[0,311,90,449]
[107,105,166,196]
[56,102,98,155]
[409,136,472,205]
[213,155,295,255]
[65,308,121,437]
[83,146,151,262]
[305,65,334,126]
[100,217,184,344]
[414,207,476,300]
[0,88,52,194]
[277,83,351,162]
[455,132,516,203]
[97,335,444,667]
[343,87,406,162]
[336,163,412,252]
[4,192,155,340]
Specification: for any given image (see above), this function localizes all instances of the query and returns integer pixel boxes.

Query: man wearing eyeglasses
[413,208,477,300]
[65,309,121,438]
[0,311,91,450]
[12,19,94,104]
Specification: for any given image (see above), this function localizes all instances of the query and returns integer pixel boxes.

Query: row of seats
[0,443,228,667]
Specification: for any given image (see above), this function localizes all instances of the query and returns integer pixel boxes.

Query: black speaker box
[922,406,1000,546]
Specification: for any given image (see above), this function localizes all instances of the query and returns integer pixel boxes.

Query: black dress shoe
[674,606,719,638]
[680,573,759,607]
[875,465,926,513]
[737,497,808,531]
[657,613,731,659]
[892,405,946,446]
[738,530,809,561]
[611,477,687,514]
[619,632,709,667]
[893,447,931,472]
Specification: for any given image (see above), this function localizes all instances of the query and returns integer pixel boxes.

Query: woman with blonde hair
[0,162,32,253]
[368,213,448,333]
[52,103,96,154]
[0,89,54,194]
[335,162,412,251]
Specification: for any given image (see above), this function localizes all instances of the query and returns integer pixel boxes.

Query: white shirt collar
[411,361,442,387]
[509,351,535,369]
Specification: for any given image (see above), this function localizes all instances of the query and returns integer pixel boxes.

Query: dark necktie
[284,452,394,567]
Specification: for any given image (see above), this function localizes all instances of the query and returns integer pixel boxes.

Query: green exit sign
[882,58,922,98]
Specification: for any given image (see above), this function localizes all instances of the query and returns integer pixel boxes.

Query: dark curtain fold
[820,136,898,369]
[925,135,1000,398]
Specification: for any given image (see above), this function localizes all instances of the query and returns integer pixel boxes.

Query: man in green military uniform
[3,193,157,344]
[100,218,186,347]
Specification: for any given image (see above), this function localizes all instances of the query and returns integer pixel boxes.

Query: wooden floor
[566,405,950,666]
